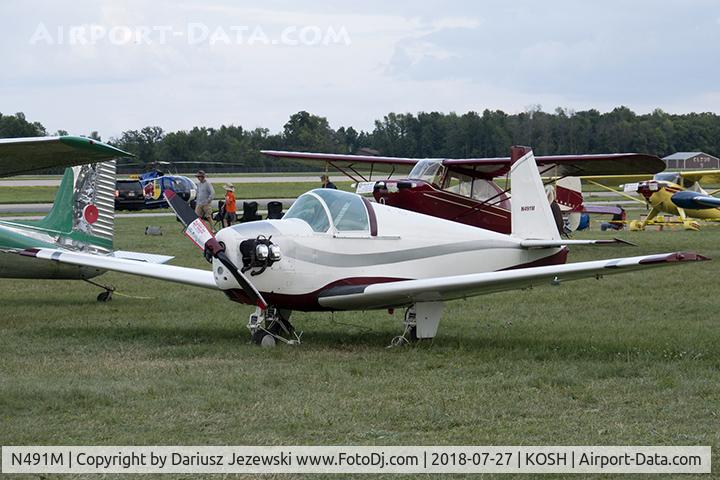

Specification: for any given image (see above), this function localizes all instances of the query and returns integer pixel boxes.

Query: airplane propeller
[163,189,268,309]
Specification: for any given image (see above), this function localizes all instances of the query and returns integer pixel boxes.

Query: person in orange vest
[223,183,237,227]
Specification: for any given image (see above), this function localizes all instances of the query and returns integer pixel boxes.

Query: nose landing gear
[247,307,301,347]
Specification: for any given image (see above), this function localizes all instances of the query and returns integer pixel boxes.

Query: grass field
[0,182,354,204]
[1,217,718,478]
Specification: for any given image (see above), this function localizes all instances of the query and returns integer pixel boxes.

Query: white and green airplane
[0,136,172,298]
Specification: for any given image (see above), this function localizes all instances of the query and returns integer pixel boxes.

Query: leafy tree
[283,111,338,151]
[0,112,47,138]
[11,108,720,173]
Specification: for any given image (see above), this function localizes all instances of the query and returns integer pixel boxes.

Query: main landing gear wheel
[83,279,116,302]
[388,303,443,347]
[388,308,420,347]
[96,290,113,302]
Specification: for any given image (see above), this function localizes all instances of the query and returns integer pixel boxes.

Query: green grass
[1,218,718,478]
[0,182,354,204]
[0,186,60,204]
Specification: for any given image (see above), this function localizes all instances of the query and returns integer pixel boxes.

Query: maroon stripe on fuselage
[223,276,408,311]
[499,247,569,270]
[362,197,378,236]
[223,249,569,311]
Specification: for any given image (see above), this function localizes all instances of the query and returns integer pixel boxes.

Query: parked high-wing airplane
[579,170,720,231]
[0,136,172,300]
[261,149,665,234]
[15,147,707,345]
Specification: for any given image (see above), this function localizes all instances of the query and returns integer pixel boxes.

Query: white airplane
[15,147,708,346]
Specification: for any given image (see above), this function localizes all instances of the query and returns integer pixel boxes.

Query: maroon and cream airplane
[262,150,665,234]
[16,147,707,347]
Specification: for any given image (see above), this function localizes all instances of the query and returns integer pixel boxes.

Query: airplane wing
[670,191,720,209]
[261,150,417,182]
[14,248,708,312]
[317,252,708,310]
[0,136,133,177]
[688,196,720,208]
[679,170,720,184]
[570,174,654,187]
[261,150,418,166]
[574,170,720,188]
[263,150,664,181]
[18,248,217,290]
[445,153,665,178]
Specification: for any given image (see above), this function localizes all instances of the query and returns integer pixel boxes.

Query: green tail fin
[34,168,76,232]
[29,161,116,252]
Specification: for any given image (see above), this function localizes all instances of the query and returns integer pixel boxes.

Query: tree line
[2,107,720,173]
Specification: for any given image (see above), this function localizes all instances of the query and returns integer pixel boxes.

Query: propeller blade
[216,251,268,309]
[163,189,268,309]
[164,189,198,227]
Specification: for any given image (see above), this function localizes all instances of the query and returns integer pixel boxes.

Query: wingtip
[640,252,711,265]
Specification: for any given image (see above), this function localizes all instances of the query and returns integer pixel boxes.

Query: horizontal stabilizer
[520,238,636,249]
[111,250,174,264]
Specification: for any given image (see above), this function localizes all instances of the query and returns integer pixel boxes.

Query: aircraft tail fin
[510,146,561,241]
[31,161,116,253]
[554,176,583,212]
[553,176,583,232]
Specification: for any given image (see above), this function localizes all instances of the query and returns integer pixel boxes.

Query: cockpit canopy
[408,159,444,185]
[284,189,371,233]
[654,172,695,188]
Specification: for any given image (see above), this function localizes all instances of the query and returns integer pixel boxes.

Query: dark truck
[114,179,145,210]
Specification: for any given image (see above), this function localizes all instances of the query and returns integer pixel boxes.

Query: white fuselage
[213,201,563,310]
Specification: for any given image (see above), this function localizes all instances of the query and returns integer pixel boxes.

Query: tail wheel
[629,220,645,231]
[683,220,700,231]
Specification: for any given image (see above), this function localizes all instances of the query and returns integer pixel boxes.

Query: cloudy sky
[1,0,719,139]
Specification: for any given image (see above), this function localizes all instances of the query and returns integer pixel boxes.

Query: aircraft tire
[97,291,113,302]
[251,329,276,347]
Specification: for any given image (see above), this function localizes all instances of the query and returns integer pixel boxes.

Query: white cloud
[0,0,718,138]
[430,17,482,30]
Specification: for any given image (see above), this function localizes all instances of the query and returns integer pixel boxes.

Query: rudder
[510,146,561,241]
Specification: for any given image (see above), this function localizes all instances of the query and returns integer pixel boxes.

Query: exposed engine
[239,235,281,276]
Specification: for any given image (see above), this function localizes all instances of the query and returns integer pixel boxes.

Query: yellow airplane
[579,170,720,231]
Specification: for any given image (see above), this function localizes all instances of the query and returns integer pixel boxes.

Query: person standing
[194,170,214,230]
[223,183,237,227]
[320,174,337,189]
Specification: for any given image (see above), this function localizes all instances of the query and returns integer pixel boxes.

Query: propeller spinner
[163,189,268,309]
